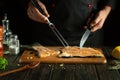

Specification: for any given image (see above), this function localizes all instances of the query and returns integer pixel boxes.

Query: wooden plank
[96,47,120,80]
[26,64,54,80]
[19,47,107,64]
[96,64,120,80]
[75,64,98,80]
[49,64,99,80]
[51,64,76,80]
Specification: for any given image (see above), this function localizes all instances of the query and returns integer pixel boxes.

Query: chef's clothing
[28,0,115,47]
[29,0,116,47]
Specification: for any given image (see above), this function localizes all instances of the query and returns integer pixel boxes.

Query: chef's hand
[27,0,50,23]
[85,6,112,32]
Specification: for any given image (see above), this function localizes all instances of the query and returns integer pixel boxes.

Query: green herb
[0,57,8,70]
[108,60,120,70]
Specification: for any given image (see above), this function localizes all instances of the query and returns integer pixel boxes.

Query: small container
[8,35,20,55]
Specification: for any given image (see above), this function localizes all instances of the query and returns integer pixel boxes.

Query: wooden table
[0,47,120,80]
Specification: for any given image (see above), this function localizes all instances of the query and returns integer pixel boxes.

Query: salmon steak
[58,46,104,58]
[33,46,59,58]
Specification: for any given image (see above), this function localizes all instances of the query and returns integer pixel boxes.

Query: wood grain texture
[1,47,120,80]
[19,47,107,64]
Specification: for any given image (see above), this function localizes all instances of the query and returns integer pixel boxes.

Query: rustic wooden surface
[0,47,120,80]
[19,47,107,64]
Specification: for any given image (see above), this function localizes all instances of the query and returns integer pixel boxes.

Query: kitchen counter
[0,47,120,80]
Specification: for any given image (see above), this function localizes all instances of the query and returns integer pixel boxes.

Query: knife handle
[87,10,97,30]
[88,25,93,30]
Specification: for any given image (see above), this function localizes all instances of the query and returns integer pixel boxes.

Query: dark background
[0,0,120,47]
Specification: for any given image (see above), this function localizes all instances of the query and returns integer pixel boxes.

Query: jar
[8,35,20,55]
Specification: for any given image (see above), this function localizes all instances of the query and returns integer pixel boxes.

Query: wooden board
[19,47,107,64]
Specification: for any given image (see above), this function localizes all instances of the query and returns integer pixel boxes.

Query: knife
[79,25,92,48]
[79,10,97,48]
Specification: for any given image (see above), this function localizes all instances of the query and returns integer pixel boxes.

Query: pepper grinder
[0,26,4,56]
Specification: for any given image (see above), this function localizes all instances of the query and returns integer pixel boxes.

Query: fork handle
[0,65,29,77]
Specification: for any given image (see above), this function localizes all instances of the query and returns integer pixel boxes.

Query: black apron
[31,0,103,47]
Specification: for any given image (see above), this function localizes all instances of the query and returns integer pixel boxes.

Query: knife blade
[80,25,92,48]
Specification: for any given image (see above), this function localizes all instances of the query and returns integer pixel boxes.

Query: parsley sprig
[0,57,8,70]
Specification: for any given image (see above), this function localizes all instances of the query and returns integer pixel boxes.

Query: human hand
[88,6,112,32]
[27,0,50,23]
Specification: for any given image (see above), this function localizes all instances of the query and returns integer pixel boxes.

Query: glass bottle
[8,35,20,55]
[2,13,12,54]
